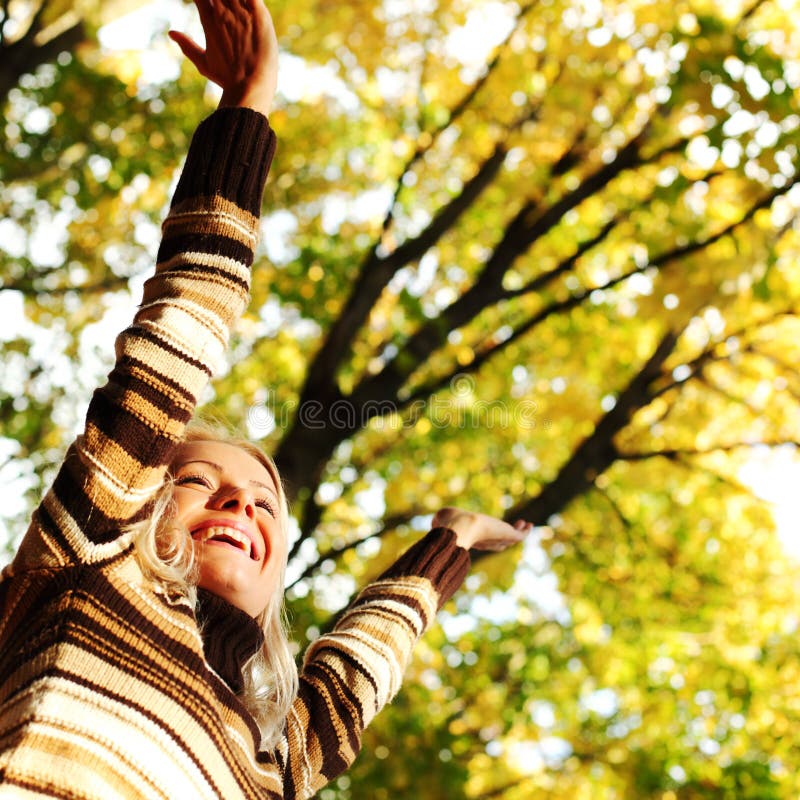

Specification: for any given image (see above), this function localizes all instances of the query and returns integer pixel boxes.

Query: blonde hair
[132,421,299,749]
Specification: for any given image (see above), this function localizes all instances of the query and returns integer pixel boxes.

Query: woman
[0,1,530,798]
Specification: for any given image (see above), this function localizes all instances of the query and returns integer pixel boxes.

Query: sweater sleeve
[275,527,470,800]
[11,108,276,572]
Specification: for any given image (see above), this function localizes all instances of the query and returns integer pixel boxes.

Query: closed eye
[174,473,213,489]
[255,498,276,517]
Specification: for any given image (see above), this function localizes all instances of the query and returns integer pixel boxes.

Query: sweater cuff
[171,107,276,216]
[378,527,471,611]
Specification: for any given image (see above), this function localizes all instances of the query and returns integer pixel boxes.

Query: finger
[472,538,520,551]
[432,507,457,528]
[193,0,218,34]
[513,519,532,531]
[252,0,278,50]
[216,0,238,26]
[195,0,217,21]
[169,30,207,69]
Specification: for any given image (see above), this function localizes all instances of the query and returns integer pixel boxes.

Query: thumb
[169,30,208,75]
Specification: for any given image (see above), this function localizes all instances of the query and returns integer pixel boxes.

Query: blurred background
[2,0,800,796]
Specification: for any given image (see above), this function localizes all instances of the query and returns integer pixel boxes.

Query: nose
[212,485,255,519]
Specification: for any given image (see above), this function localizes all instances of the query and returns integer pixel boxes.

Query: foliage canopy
[2,0,800,796]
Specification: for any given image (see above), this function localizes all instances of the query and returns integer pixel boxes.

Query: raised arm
[10,0,279,572]
[273,512,531,800]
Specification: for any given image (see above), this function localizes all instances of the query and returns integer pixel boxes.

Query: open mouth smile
[192,525,259,560]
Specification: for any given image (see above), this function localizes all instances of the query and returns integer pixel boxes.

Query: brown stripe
[170,110,275,215]
[139,272,247,325]
[0,774,89,800]
[350,587,430,629]
[302,647,375,726]
[302,658,364,756]
[162,207,256,240]
[87,388,186,463]
[124,325,213,376]
[0,726,167,799]
[1,578,243,793]
[158,217,256,254]
[170,176,265,224]
[5,669,226,798]
[29,502,79,563]
[108,361,195,414]
[346,597,425,634]
[50,461,147,542]
[155,253,252,287]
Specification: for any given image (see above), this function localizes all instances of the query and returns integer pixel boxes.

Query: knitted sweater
[0,108,470,800]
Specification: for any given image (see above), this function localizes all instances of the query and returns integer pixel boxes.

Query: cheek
[271,529,288,562]
[171,489,194,524]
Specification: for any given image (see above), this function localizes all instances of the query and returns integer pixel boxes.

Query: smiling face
[171,440,287,617]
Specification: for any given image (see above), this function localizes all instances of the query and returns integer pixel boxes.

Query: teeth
[193,526,251,555]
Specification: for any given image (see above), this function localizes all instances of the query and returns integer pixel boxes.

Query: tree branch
[0,275,130,297]
[0,15,86,105]
[349,127,662,406]
[648,309,799,402]
[287,511,417,586]
[737,0,770,26]
[674,453,753,496]
[385,0,540,239]
[504,329,681,524]
[295,143,508,405]
[595,486,636,536]
[501,213,622,302]
[618,439,800,461]
[695,372,762,418]
[363,184,784,425]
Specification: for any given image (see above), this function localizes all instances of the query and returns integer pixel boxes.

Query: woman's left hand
[169,0,279,117]
[432,507,532,551]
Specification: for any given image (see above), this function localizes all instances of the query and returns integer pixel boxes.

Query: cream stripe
[128,582,200,639]
[4,674,226,799]
[132,307,232,376]
[76,441,164,501]
[136,302,230,354]
[227,726,283,785]
[340,593,428,629]
[41,491,136,563]
[289,703,314,798]
[156,249,252,283]
[164,209,257,245]
[12,723,170,800]
[315,630,405,706]
[116,334,211,392]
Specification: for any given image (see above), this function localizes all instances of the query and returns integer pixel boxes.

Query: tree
[2,0,800,796]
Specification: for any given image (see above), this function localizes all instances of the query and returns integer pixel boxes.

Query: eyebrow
[175,459,279,499]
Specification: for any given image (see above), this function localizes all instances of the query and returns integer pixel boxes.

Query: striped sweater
[0,108,470,799]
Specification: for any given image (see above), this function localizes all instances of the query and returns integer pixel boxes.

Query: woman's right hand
[432,507,532,552]
[169,0,279,117]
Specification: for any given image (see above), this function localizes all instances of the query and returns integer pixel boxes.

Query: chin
[198,564,246,599]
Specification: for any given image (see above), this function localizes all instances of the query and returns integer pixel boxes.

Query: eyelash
[174,473,211,488]
[174,474,276,517]
[256,498,276,517]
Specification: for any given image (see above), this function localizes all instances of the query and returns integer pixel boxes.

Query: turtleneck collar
[195,588,265,693]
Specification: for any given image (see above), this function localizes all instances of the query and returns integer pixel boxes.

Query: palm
[433,507,531,551]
